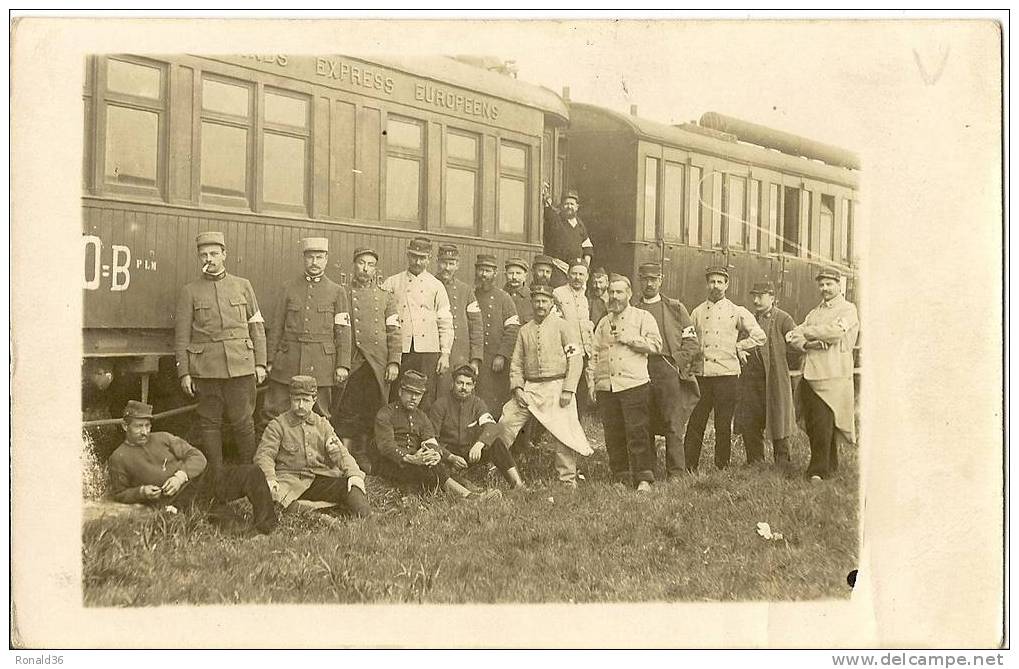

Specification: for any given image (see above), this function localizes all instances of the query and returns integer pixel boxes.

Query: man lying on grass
[374,369,502,502]
[108,400,277,534]
[427,364,526,491]
[254,375,371,518]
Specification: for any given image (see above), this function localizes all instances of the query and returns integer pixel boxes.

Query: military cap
[301,237,329,253]
[591,266,609,278]
[564,189,580,204]
[195,231,226,249]
[638,262,663,278]
[568,258,588,272]
[437,244,460,260]
[289,375,318,396]
[815,267,842,282]
[705,265,730,280]
[532,254,555,269]
[505,256,530,272]
[122,400,154,420]
[607,273,632,288]
[352,246,379,262]
[475,254,499,269]
[530,284,554,299]
[451,364,478,381]
[399,369,428,394]
[749,281,776,295]
[407,237,432,257]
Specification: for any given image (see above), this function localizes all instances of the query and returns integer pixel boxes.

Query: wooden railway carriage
[564,103,859,322]
[82,54,569,416]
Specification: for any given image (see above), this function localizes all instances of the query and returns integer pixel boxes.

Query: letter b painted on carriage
[83,235,132,292]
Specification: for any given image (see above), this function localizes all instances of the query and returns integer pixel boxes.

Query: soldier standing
[435,243,484,392]
[333,246,402,472]
[473,254,520,419]
[503,257,534,325]
[531,254,555,287]
[260,237,351,431]
[175,231,267,470]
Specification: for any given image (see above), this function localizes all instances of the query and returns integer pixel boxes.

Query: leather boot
[504,466,526,490]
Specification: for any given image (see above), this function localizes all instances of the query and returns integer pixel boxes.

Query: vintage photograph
[10,15,1003,649]
[80,47,860,605]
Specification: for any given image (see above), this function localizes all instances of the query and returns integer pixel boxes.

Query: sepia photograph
[10,14,1004,649]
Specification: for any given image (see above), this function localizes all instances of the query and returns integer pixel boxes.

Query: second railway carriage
[82,53,569,419]
[563,103,859,322]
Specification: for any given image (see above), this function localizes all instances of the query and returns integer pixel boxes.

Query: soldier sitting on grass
[254,375,371,518]
[108,400,277,534]
[373,370,502,502]
[427,365,526,491]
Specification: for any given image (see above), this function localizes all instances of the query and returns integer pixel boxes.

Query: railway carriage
[82,53,569,419]
[563,102,860,322]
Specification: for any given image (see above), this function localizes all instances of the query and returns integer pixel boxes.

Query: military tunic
[504,283,534,324]
[267,275,352,387]
[439,277,484,386]
[473,285,520,417]
[372,401,452,491]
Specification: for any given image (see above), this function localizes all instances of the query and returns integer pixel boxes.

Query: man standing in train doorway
[684,265,766,471]
[382,237,454,412]
[434,243,483,396]
[260,237,352,434]
[635,262,702,479]
[542,185,594,288]
[175,231,267,471]
[785,268,859,481]
[735,281,799,469]
[473,254,520,419]
[333,247,402,473]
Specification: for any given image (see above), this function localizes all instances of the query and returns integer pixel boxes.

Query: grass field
[82,418,858,606]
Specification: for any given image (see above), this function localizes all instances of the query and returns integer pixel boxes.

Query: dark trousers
[299,475,371,517]
[444,440,517,473]
[684,375,739,471]
[738,374,790,465]
[648,355,692,477]
[172,464,276,534]
[334,363,385,439]
[389,349,441,411]
[598,384,654,484]
[373,456,451,493]
[194,375,257,471]
[259,379,334,435]
[801,381,840,478]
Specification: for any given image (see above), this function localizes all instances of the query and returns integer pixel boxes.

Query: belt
[191,330,249,343]
[285,334,332,344]
[525,373,566,383]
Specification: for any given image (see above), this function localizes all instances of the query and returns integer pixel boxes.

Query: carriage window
[664,162,684,240]
[445,130,479,230]
[106,59,161,99]
[262,89,310,210]
[688,166,703,246]
[818,194,835,260]
[767,184,780,253]
[386,116,424,224]
[799,190,812,258]
[748,179,761,252]
[105,105,158,187]
[711,172,724,247]
[200,77,251,201]
[724,174,746,249]
[841,199,854,264]
[202,78,250,117]
[264,92,308,128]
[498,140,529,236]
[643,157,658,241]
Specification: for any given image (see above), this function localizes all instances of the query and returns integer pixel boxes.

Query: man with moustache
[474,254,520,418]
[588,266,610,329]
[553,260,596,414]
[260,237,352,432]
[591,275,662,491]
[434,243,484,393]
[333,246,402,472]
[786,268,859,481]
[531,254,556,287]
[635,262,702,479]
[503,257,534,325]
[684,266,767,471]
[382,237,454,411]
[735,281,799,467]
[175,231,267,470]
[495,284,593,489]
[543,187,594,287]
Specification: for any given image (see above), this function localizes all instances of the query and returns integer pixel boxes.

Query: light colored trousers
[499,398,579,484]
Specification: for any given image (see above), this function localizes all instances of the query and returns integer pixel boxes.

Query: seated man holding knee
[255,375,370,518]
[374,370,502,502]
[428,365,526,491]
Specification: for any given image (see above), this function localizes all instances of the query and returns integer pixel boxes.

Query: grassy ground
[82,417,858,606]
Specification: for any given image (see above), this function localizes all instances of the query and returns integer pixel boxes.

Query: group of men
[107,188,860,534]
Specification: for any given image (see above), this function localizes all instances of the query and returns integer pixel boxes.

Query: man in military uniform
[495,284,593,489]
[373,370,502,501]
[255,375,370,518]
[175,231,267,470]
[531,254,555,287]
[260,237,351,433]
[333,246,402,472]
[427,365,526,490]
[435,243,483,394]
[588,266,610,327]
[542,187,594,287]
[553,259,596,414]
[109,400,277,533]
[473,254,520,419]
[503,256,534,325]
[382,237,454,411]
[635,262,702,479]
